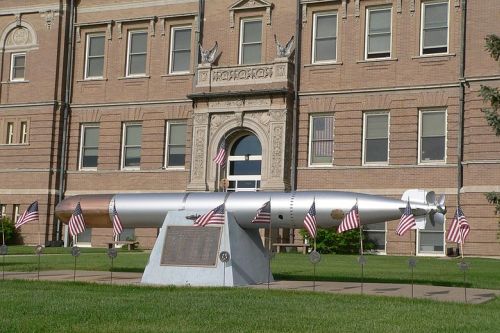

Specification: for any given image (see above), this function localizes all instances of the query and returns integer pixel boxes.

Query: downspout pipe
[290,0,302,191]
[193,0,204,91]
[457,0,467,206]
[56,0,75,242]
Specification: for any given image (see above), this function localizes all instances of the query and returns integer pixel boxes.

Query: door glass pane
[230,135,262,155]
[230,161,262,175]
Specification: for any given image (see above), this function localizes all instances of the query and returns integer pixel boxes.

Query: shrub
[0,217,18,244]
[301,228,375,254]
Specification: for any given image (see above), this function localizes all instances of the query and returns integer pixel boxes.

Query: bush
[0,217,18,245]
[302,228,375,254]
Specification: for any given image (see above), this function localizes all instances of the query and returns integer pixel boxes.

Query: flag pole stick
[410,230,414,298]
[73,235,77,282]
[1,218,5,245]
[267,204,272,290]
[459,230,467,303]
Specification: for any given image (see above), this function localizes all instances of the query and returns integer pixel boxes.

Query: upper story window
[419,110,446,163]
[240,18,262,64]
[122,123,142,169]
[20,121,28,144]
[363,112,389,164]
[126,31,148,77]
[170,27,191,74]
[165,121,187,168]
[421,1,449,55]
[10,53,26,81]
[309,114,334,166]
[80,124,99,170]
[85,34,105,79]
[13,204,20,223]
[312,12,337,63]
[366,7,392,59]
[6,122,14,144]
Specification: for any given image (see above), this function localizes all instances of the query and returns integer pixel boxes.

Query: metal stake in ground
[108,247,118,284]
[358,222,365,295]
[219,251,230,287]
[71,245,81,282]
[0,244,7,281]
[309,250,321,292]
[408,257,417,298]
[35,245,43,281]
[459,260,469,303]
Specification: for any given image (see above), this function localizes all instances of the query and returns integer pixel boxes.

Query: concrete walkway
[2,270,499,304]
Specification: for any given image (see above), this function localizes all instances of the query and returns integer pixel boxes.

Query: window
[363,112,389,164]
[122,123,142,169]
[10,53,26,81]
[364,222,386,253]
[313,12,337,63]
[165,122,187,168]
[366,7,392,59]
[240,18,262,64]
[85,34,105,79]
[419,110,446,163]
[417,218,444,255]
[309,115,334,165]
[118,228,135,242]
[126,31,148,76]
[421,1,449,55]
[170,27,191,73]
[227,133,262,192]
[6,122,14,144]
[20,121,28,144]
[0,204,6,218]
[80,124,99,170]
[76,228,92,245]
[13,204,20,223]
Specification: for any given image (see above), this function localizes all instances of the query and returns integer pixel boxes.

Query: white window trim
[121,122,142,170]
[13,204,20,223]
[164,120,187,169]
[20,121,28,144]
[308,114,334,167]
[365,6,392,60]
[79,123,99,171]
[362,111,390,166]
[0,205,6,218]
[312,11,338,64]
[6,122,14,144]
[418,109,447,165]
[84,33,105,80]
[10,52,26,81]
[239,17,263,65]
[169,26,191,74]
[126,30,148,77]
[420,0,450,56]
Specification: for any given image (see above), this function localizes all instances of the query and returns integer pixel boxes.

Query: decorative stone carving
[5,27,31,47]
[454,0,460,8]
[15,14,21,26]
[149,19,155,37]
[200,41,219,65]
[245,111,270,126]
[212,66,273,82]
[210,114,232,134]
[234,112,244,127]
[409,0,415,14]
[229,0,273,29]
[40,10,56,30]
[117,22,123,39]
[271,125,283,178]
[302,4,307,24]
[274,35,294,58]
[342,0,347,19]
[245,97,271,108]
[269,109,287,122]
[159,18,166,36]
[193,113,209,125]
[354,0,360,17]
[209,99,244,109]
[397,0,402,13]
[107,23,112,40]
[192,128,207,179]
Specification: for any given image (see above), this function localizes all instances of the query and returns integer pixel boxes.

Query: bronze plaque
[161,226,221,267]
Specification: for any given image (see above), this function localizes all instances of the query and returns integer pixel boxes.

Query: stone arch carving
[208,113,270,189]
[0,21,39,52]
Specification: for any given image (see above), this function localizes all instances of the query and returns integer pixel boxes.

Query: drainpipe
[457,0,467,206]
[56,0,75,243]
[193,0,204,91]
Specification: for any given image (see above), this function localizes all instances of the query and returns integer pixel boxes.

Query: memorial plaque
[161,226,221,267]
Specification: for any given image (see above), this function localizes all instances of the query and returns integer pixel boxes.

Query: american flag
[338,203,360,233]
[213,140,226,166]
[251,201,271,224]
[303,201,317,238]
[15,201,39,229]
[68,202,86,237]
[447,206,470,244]
[112,202,123,237]
[395,200,416,236]
[195,203,225,227]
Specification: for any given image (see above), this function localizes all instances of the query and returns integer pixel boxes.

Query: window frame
[164,120,187,169]
[418,109,447,164]
[420,0,450,56]
[6,122,14,144]
[308,114,335,167]
[362,111,390,166]
[312,11,338,64]
[126,30,148,77]
[417,218,446,256]
[20,121,28,144]
[10,52,26,81]
[121,122,142,170]
[84,33,106,80]
[79,123,100,171]
[239,17,263,65]
[169,26,192,74]
[365,6,392,60]
[13,204,20,223]
[0,204,6,218]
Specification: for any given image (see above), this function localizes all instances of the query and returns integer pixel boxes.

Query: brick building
[0,0,498,256]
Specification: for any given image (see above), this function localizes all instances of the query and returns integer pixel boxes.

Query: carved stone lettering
[212,67,273,82]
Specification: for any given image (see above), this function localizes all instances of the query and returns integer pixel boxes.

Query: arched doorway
[226,132,262,192]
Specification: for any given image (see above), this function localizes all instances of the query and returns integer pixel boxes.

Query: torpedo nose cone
[55,194,114,228]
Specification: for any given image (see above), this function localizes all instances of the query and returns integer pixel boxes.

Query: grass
[0,280,498,332]
[1,247,499,289]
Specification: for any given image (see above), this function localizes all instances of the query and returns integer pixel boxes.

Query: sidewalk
[2,270,498,304]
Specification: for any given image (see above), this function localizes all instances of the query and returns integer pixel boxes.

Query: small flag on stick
[68,202,86,237]
[338,203,360,233]
[195,204,225,227]
[395,200,416,236]
[213,140,227,167]
[303,201,317,239]
[15,201,39,229]
[112,203,123,237]
[251,201,271,224]
[447,206,470,244]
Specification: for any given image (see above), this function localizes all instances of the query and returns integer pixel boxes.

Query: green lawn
[1,247,499,289]
[0,280,498,333]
